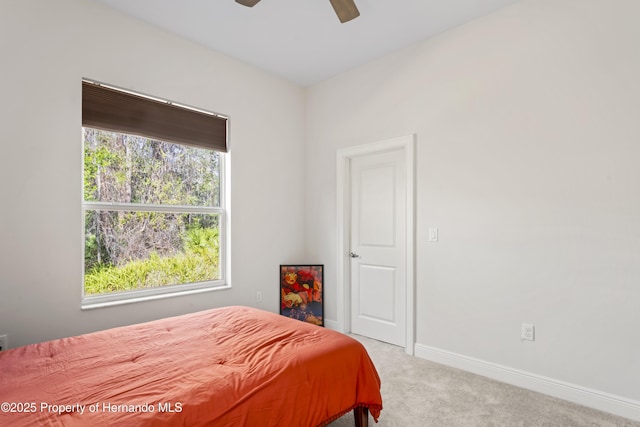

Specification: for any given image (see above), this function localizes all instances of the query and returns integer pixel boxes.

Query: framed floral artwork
[279,265,324,326]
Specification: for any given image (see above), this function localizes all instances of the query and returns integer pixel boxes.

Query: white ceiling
[94,0,522,86]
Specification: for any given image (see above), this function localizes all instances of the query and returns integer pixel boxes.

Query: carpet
[329,335,639,427]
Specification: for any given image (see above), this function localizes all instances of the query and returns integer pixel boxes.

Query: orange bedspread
[0,306,382,426]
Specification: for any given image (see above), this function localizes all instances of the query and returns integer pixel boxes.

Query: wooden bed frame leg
[353,407,368,427]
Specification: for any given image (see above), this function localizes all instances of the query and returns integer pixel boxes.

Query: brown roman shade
[82,81,227,152]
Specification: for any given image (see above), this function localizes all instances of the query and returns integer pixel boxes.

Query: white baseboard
[414,343,640,422]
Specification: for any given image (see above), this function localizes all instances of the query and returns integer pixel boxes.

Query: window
[81,80,229,309]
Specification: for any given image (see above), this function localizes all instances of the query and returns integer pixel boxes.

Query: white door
[350,148,406,347]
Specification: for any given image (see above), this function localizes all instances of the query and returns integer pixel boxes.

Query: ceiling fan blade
[329,0,360,23]
[235,0,261,7]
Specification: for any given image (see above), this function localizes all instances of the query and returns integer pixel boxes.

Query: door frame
[336,134,415,355]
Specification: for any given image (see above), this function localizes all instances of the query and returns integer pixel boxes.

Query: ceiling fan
[235,0,360,23]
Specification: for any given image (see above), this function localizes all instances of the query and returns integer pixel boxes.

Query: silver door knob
[349,251,360,258]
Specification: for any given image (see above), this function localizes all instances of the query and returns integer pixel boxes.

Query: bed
[0,306,382,426]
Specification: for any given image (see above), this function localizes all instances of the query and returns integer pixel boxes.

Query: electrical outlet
[521,324,535,341]
[256,291,262,303]
[0,334,7,351]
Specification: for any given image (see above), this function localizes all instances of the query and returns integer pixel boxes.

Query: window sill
[81,282,231,310]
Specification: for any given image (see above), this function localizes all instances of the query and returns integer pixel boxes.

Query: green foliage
[184,227,219,259]
[84,144,122,201]
[82,127,222,296]
[84,232,99,265]
[84,227,219,295]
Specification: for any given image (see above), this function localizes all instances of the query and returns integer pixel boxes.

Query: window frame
[81,81,230,310]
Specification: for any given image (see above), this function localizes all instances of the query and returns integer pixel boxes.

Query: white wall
[306,0,640,407]
[0,0,305,347]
